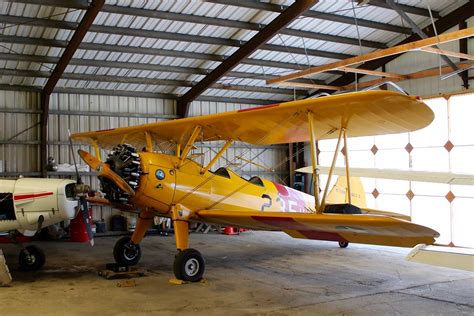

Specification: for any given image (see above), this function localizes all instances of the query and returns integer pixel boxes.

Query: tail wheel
[19,245,45,271]
[338,241,349,248]
[113,236,142,266]
[173,248,205,282]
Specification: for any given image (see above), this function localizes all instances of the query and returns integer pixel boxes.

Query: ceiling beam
[0,84,287,106]
[312,0,474,95]
[0,52,327,86]
[385,0,458,73]
[342,61,474,90]
[0,14,353,61]
[267,28,474,84]
[40,0,104,177]
[8,0,386,49]
[205,0,411,34]
[0,68,307,96]
[420,47,474,61]
[336,66,408,79]
[178,0,317,117]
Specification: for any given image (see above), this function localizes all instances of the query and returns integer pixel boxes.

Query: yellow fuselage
[131,152,314,217]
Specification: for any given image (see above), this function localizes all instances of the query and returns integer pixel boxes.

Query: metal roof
[0,0,469,105]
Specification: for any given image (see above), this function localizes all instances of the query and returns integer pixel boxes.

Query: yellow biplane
[72,90,439,282]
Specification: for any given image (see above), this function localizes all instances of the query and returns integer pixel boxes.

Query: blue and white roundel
[155,169,165,180]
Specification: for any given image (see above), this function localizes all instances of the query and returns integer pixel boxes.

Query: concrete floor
[1,231,473,315]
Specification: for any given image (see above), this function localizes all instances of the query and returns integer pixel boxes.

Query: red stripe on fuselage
[14,192,54,201]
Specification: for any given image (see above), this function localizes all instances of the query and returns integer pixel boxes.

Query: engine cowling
[100,144,141,204]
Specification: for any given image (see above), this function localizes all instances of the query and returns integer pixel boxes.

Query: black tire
[18,245,45,271]
[173,248,205,282]
[338,241,349,248]
[113,236,141,266]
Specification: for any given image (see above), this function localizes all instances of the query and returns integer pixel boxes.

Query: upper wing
[71,91,433,149]
[196,209,438,248]
[297,166,474,185]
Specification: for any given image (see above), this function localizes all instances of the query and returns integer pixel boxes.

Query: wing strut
[201,140,233,174]
[343,128,352,204]
[178,125,202,168]
[320,128,344,212]
[307,112,321,212]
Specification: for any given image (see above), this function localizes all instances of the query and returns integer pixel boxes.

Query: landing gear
[18,245,45,271]
[173,248,205,282]
[338,241,349,248]
[114,236,142,266]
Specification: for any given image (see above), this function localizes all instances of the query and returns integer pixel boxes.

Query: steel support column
[39,0,104,176]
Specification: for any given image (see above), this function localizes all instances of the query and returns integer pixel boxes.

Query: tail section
[326,176,410,221]
[326,176,366,208]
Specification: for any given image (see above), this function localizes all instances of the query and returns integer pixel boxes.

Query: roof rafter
[178,0,317,117]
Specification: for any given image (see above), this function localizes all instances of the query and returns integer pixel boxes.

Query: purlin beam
[0,34,340,74]
[361,0,440,18]
[0,84,288,106]
[12,0,407,38]
[40,0,104,177]
[310,0,474,96]
[0,51,328,86]
[0,68,307,97]
[205,0,412,34]
[178,0,317,117]
[0,14,354,61]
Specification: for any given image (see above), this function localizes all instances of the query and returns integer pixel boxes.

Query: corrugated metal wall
[0,90,289,226]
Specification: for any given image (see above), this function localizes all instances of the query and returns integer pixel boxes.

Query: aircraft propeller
[78,150,135,195]
[68,131,94,246]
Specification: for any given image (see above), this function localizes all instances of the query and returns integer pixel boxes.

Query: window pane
[411,147,449,172]
[449,93,474,145]
[375,149,409,169]
[410,97,448,147]
[376,194,410,216]
[411,196,451,245]
[452,198,474,248]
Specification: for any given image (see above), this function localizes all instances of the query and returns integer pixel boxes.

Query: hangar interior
[0,0,473,314]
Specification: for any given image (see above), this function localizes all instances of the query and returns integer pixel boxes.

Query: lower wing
[195,209,438,248]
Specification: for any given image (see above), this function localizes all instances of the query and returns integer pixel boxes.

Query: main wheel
[113,236,142,265]
[338,241,349,248]
[18,245,45,271]
[173,248,205,282]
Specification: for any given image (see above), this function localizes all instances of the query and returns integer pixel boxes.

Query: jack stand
[0,249,12,286]
[98,263,146,280]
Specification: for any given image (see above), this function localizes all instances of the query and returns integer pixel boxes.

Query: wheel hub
[185,258,200,277]
[123,243,139,260]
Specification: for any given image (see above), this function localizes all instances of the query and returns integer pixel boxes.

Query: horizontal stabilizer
[296,166,474,185]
